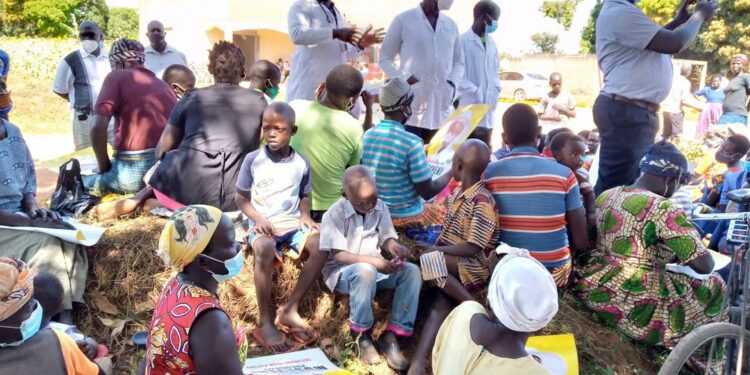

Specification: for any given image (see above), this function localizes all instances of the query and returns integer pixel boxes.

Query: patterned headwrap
[639,140,691,184]
[158,205,223,270]
[0,258,37,321]
[109,38,145,66]
[732,54,749,68]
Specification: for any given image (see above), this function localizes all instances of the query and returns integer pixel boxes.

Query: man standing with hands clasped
[380,0,465,144]
[593,0,716,196]
[286,0,384,101]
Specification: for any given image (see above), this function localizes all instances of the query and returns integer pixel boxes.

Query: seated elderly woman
[0,258,103,374]
[0,119,87,324]
[576,141,726,347]
[91,41,266,220]
[141,205,245,375]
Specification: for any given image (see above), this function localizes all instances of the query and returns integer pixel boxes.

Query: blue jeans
[334,262,422,336]
[593,95,658,196]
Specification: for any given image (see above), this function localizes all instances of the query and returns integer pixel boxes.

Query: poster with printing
[526,334,579,375]
[243,349,347,375]
[426,104,490,178]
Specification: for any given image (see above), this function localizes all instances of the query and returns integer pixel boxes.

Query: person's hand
[96,159,111,175]
[356,25,385,49]
[333,27,359,44]
[586,213,597,228]
[407,75,419,85]
[676,0,698,21]
[300,216,319,231]
[552,103,565,111]
[388,243,411,259]
[28,217,75,230]
[252,218,276,237]
[76,337,99,360]
[26,207,63,222]
[694,0,717,20]
[372,257,396,274]
[361,91,374,110]
[420,247,438,256]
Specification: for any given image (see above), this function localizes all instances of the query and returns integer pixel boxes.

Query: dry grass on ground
[77,215,663,374]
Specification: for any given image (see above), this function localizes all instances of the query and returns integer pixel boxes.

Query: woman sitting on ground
[576,141,726,347]
[142,205,245,375]
[92,41,266,219]
[0,119,87,324]
[0,257,103,375]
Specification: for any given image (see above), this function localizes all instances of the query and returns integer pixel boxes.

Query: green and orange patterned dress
[575,187,726,347]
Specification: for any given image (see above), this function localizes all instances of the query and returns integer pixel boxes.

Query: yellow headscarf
[0,258,37,321]
[158,205,224,270]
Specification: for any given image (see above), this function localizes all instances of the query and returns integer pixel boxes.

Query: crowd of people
[1,0,747,374]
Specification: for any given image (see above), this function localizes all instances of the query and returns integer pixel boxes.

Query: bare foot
[90,198,140,221]
[141,198,163,213]
[256,324,289,353]
[277,308,315,342]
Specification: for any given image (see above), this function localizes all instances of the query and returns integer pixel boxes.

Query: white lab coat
[379,6,465,130]
[286,0,361,101]
[458,30,500,129]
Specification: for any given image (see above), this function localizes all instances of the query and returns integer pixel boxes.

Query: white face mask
[437,0,454,11]
[81,40,99,54]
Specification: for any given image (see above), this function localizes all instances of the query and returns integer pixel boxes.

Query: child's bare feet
[89,198,140,221]
[277,307,318,344]
[141,198,163,213]
[254,324,290,353]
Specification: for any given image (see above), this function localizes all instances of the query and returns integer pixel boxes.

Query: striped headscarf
[639,140,691,184]
[109,38,145,66]
[0,258,37,321]
[732,54,749,68]
[158,205,224,270]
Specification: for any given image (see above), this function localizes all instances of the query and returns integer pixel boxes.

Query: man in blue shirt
[0,49,9,80]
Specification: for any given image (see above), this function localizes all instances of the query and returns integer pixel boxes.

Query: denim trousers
[593,95,658,196]
[334,262,422,336]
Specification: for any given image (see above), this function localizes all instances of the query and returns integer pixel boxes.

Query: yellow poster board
[425,104,490,178]
[526,334,579,375]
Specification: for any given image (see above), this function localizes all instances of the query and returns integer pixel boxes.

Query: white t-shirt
[596,0,673,104]
[662,75,692,113]
[52,47,111,112]
[540,91,576,127]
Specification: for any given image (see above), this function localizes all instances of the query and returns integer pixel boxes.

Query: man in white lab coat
[286,0,383,101]
[458,0,501,147]
[380,0,465,144]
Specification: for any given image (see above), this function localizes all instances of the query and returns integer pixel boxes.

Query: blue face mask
[744,160,750,174]
[0,301,43,347]
[202,251,244,282]
[485,19,499,34]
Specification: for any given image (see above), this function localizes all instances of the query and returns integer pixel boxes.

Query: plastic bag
[50,159,99,217]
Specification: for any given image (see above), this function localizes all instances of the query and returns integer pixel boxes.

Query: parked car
[499,71,548,102]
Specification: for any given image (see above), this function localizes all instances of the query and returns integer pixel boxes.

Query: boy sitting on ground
[320,166,422,371]
[235,102,325,352]
[432,246,558,374]
[551,132,596,229]
[420,139,501,303]
[34,272,102,360]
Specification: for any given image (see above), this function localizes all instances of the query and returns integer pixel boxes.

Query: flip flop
[251,328,298,354]
[275,316,320,346]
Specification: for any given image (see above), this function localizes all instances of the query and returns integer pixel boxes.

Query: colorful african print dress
[575,187,726,347]
[145,278,247,374]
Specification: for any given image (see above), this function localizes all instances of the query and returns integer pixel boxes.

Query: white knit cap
[379,77,413,112]
[488,243,559,332]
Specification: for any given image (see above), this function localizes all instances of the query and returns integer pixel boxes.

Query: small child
[551,132,596,228]
[421,139,501,302]
[541,127,572,158]
[235,102,325,352]
[162,64,196,99]
[34,272,104,360]
[319,166,421,371]
[695,74,726,137]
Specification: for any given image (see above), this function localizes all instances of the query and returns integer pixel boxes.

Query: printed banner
[243,348,348,375]
[526,334,579,375]
[426,104,490,178]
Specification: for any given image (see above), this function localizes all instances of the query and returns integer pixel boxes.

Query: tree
[531,32,560,54]
[540,0,583,30]
[4,0,110,37]
[580,0,603,53]
[107,7,139,40]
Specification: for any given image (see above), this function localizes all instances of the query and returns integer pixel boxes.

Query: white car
[499,71,548,102]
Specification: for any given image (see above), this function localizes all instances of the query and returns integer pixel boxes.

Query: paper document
[0,217,105,246]
[666,250,731,280]
[243,348,346,375]
[426,104,489,179]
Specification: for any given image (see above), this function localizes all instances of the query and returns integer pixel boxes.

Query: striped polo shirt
[362,119,434,219]
[484,146,582,267]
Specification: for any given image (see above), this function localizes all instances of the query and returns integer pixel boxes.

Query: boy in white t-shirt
[235,102,324,352]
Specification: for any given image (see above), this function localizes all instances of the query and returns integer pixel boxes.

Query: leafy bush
[107,7,139,40]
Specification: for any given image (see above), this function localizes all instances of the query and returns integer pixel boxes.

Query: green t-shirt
[289,100,363,211]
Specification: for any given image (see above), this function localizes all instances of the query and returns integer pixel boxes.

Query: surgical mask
[265,87,280,100]
[99,40,105,52]
[81,40,99,54]
[485,19,499,34]
[401,106,413,123]
[345,97,356,113]
[202,252,244,282]
[0,302,43,347]
[437,0,454,11]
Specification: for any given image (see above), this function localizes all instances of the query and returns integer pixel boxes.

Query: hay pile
[77,215,661,374]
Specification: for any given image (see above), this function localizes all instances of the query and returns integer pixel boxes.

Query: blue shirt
[362,119,433,219]
[720,169,746,206]
[484,146,582,267]
[695,87,725,104]
[0,49,8,78]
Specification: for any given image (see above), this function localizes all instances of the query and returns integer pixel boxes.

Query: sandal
[275,316,320,346]
[251,328,298,354]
